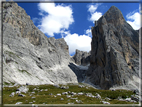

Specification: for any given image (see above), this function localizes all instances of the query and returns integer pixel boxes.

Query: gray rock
[44,89,48,91]
[70,92,77,95]
[15,91,21,94]
[62,92,68,95]
[78,92,84,95]
[15,102,22,105]
[95,93,101,99]
[86,93,94,98]
[2,2,78,85]
[131,95,140,102]
[9,92,15,97]
[66,95,71,98]
[49,93,53,95]
[17,86,29,93]
[86,6,140,90]
[60,98,64,100]
[57,93,61,96]
[72,49,91,66]
[18,94,25,97]
[71,97,78,100]
[125,98,131,102]
[75,100,83,104]
[101,101,110,104]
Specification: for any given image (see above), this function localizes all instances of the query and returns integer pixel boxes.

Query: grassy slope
[3,83,139,104]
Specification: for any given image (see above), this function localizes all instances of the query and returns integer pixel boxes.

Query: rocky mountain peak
[97,6,125,27]
[86,6,140,90]
[72,49,91,66]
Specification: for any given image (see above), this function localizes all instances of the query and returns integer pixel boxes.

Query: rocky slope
[72,49,91,66]
[85,6,140,90]
[2,2,141,93]
[2,2,78,85]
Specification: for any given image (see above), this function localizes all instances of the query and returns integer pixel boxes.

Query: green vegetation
[3,82,15,86]
[3,83,139,104]
[5,50,20,58]
[18,69,31,75]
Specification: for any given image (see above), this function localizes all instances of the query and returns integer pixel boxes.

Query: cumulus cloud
[85,29,92,37]
[88,4,102,22]
[61,31,91,55]
[37,3,74,36]
[126,11,141,30]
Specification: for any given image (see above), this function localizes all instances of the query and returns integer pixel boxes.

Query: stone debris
[131,95,140,102]
[67,103,74,104]
[62,92,68,95]
[77,92,84,95]
[78,85,85,88]
[54,85,60,88]
[71,97,78,100]
[105,97,111,101]
[95,93,101,99]
[66,95,71,98]
[15,102,22,105]
[101,101,110,104]
[70,92,77,95]
[15,91,21,94]
[60,86,69,89]
[17,86,29,93]
[32,97,36,99]
[31,91,35,94]
[9,92,15,97]
[111,89,116,91]
[49,93,53,95]
[40,89,43,92]
[29,102,33,104]
[18,94,26,97]
[32,104,38,107]
[60,98,64,100]
[125,98,131,102]
[76,100,83,104]
[44,89,48,91]
[86,93,94,98]
[57,93,61,96]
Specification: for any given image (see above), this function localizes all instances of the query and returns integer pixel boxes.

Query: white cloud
[62,31,91,55]
[90,12,102,22]
[85,29,92,37]
[88,4,102,22]
[37,3,74,36]
[126,11,141,30]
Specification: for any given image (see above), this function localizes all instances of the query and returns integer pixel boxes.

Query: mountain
[85,6,140,90]
[2,2,78,85]
[72,49,91,66]
[2,2,141,92]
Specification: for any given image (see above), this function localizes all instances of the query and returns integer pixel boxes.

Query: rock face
[72,49,91,66]
[85,6,140,90]
[2,2,78,85]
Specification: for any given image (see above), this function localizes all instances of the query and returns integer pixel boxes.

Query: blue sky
[6,1,141,56]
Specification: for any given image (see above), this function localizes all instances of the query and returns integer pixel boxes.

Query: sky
[5,0,141,56]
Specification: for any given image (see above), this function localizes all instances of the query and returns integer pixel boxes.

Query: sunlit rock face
[85,6,140,90]
[3,2,78,85]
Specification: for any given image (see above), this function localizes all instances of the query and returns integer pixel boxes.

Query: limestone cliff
[2,2,78,85]
[72,49,91,66]
[85,6,140,90]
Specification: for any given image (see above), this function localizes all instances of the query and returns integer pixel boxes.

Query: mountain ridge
[2,3,141,93]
